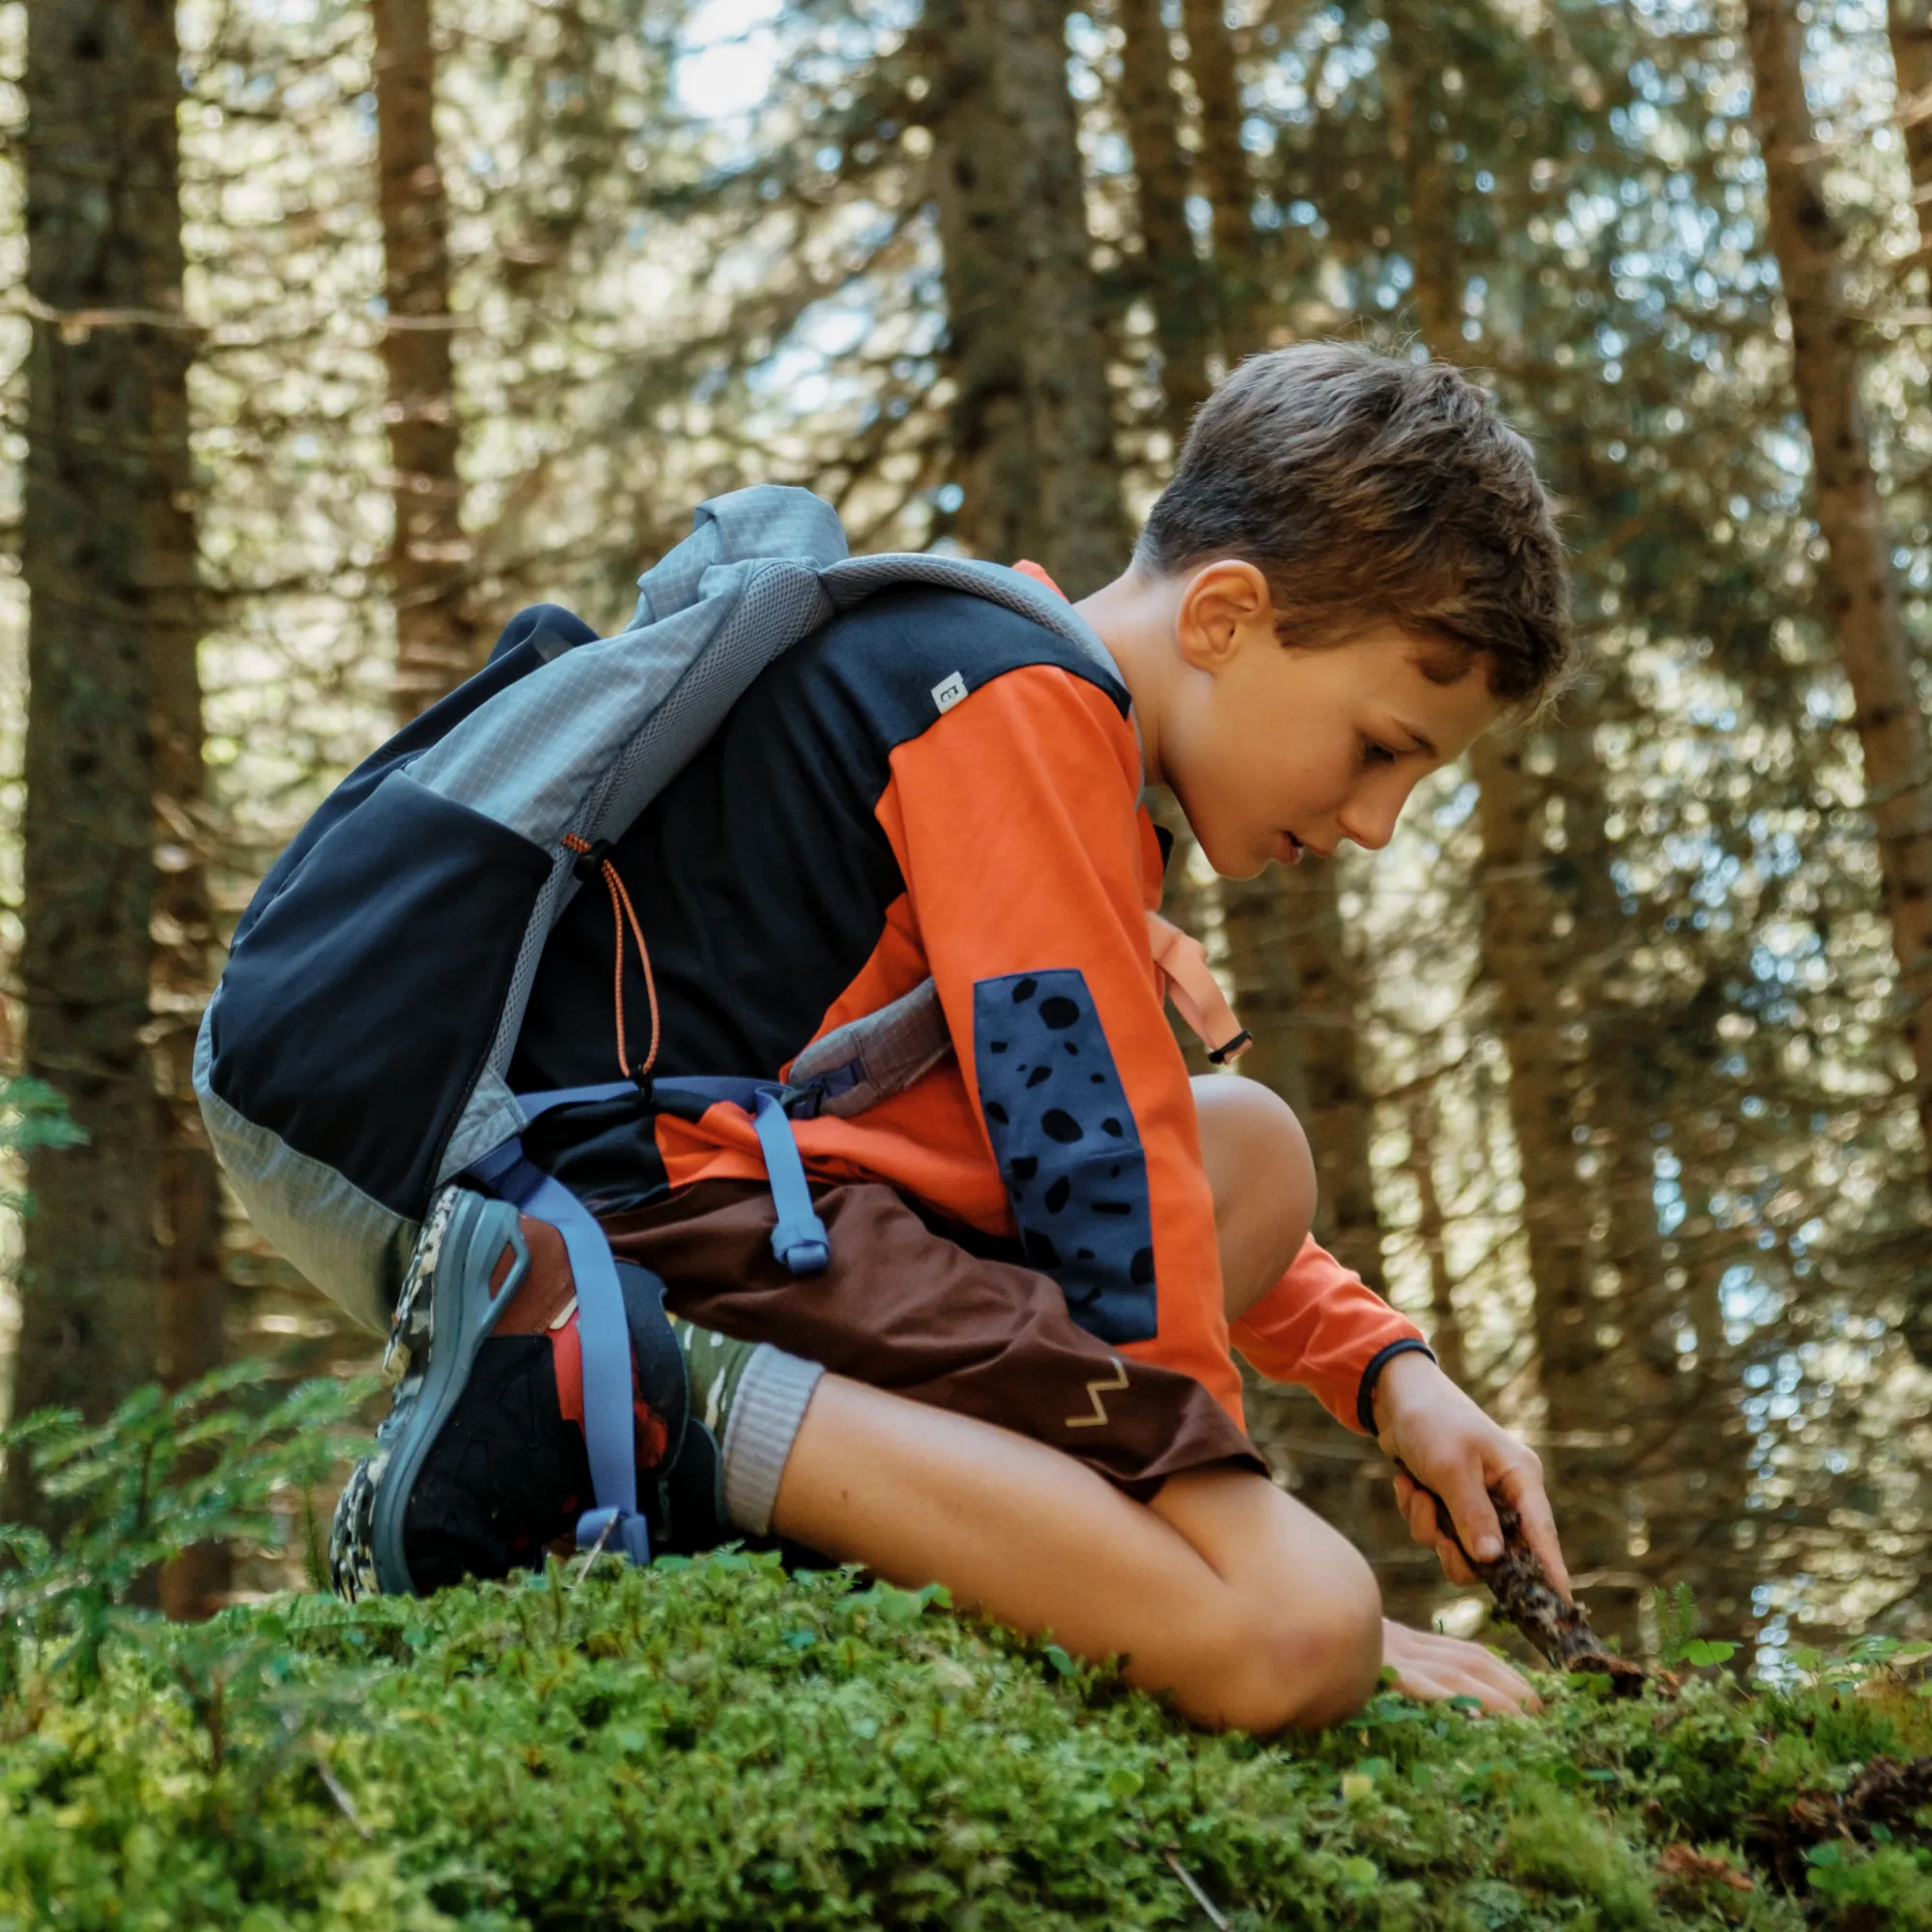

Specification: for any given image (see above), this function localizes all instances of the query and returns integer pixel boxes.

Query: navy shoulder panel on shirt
[792,583,1133,758]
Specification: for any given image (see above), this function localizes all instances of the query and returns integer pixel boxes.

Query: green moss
[1503,1786,1660,1927]
[1803,1841,1932,1930]
[0,1554,1922,1929]
[0,1382,1922,1929]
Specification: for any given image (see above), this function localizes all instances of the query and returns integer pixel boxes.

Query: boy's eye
[1362,738,1397,769]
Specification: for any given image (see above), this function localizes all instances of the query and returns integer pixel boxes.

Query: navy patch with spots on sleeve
[971,969,1157,1346]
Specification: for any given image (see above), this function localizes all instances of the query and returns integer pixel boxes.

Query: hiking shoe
[329,1187,686,1598]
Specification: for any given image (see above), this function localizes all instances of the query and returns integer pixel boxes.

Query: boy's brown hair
[1136,342,1573,709]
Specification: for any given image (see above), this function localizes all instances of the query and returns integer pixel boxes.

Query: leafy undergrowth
[3,1550,1929,1932]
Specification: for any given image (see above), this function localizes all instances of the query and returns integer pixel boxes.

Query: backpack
[194,484,1123,1562]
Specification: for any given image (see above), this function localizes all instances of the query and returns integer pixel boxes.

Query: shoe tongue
[492,1216,579,1334]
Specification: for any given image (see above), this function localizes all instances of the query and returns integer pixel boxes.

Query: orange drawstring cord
[562,836,662,1082]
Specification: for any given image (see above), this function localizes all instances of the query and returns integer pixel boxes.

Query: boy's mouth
[1275,832,1304,866]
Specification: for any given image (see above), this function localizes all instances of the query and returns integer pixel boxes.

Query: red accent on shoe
[547,1313,668,1468]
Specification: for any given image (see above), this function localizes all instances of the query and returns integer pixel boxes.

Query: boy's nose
[1337,788,1403,852]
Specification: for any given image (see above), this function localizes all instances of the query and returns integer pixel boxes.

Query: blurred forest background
[2,0,1929,1665]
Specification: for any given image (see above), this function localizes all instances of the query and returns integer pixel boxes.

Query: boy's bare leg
[772,1374,1382,1733]
[770,1070,1534,1731]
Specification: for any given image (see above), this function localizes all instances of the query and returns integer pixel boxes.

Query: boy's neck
[1074,565,1179,791]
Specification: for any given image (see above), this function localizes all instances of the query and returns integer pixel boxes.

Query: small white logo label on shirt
[931,671,968,715]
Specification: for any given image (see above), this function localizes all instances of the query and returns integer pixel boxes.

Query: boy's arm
[1229,1236,1433,1433]
[878,663,1244,1422]
[1234,1242,1570,1590]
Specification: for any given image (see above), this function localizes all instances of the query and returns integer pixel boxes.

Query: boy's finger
[1503,1475,1573,1600]
[1437,1468,1505,1566]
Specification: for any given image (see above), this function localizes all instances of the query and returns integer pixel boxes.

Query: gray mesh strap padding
[788,978,953,1119]
[823,554,1118,684]
[631,486,847,625]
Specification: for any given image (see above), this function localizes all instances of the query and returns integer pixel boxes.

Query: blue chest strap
[467,1077,831,1564]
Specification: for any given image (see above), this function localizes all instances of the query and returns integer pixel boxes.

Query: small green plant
[1653,1582,1739,1671]
[0,1366,370,1695]
[0,1073,87,1214]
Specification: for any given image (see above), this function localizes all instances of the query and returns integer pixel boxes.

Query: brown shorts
[600,1179,1262,1501]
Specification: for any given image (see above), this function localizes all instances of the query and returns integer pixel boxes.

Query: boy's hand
[1371,1351,1571,1597]
[1381,1620,1541,1716]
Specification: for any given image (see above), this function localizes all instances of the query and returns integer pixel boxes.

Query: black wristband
[1356,1339,1437,1435]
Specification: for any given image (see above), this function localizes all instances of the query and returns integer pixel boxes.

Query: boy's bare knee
[1215,1538,1383,1734]
[1193,1076,1320,1317]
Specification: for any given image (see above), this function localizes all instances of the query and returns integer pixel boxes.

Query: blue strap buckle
[576,1505,651,1567]
[752,1088,831,1275]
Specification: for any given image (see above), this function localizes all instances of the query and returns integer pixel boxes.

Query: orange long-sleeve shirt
[511,583,1427,1433]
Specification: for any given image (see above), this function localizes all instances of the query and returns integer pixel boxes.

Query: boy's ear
[1175,559,1275,671]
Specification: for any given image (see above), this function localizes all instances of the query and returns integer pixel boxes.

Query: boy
[343,343,1574,1732]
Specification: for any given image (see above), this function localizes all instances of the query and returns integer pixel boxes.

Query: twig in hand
[1163,1850,1233,1930]
[1411,1477,1660,1696]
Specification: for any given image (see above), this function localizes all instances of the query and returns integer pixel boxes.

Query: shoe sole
[330,1187,528,1599]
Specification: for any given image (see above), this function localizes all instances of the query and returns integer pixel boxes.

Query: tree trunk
[1407,1087,1470,1393]
[983,0,1130,593]
[1471,731,1643,1642]
[929,0,1124,585]
[11,0,189,1517]
[1179,0,1262,357]
[1117,0,1212,440]
[1744,0,1932,1209]
[374,0,475,723]
[1889,0,1932,261]
[1147,789,1216,1073]
[153,554,226,1619]
[929,0,1039,567]
[1172,0,1396,1560]
[1390,20,1655,1636]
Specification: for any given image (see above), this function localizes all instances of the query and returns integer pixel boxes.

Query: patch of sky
[677,0,783,122]
[749,295,874,413]
[1721,1263,1781,1346]
[1655,1149,1686,1235]
[1434,780,1479,831]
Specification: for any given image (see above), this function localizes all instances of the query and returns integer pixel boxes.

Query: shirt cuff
[1355,1338,1438,1435]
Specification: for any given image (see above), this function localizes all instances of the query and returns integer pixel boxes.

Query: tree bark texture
[983,0,1129,593]
[1117,0,1213,440]
[374,0,475,723]
[1406,1088,1470,1393]
[1179,0,1262,358]
[1473,730,1642,1644]
[1744,0,1932,1193]
[12,0,189,1511]
[928,0,1040,569]
[154,611,228,1619]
